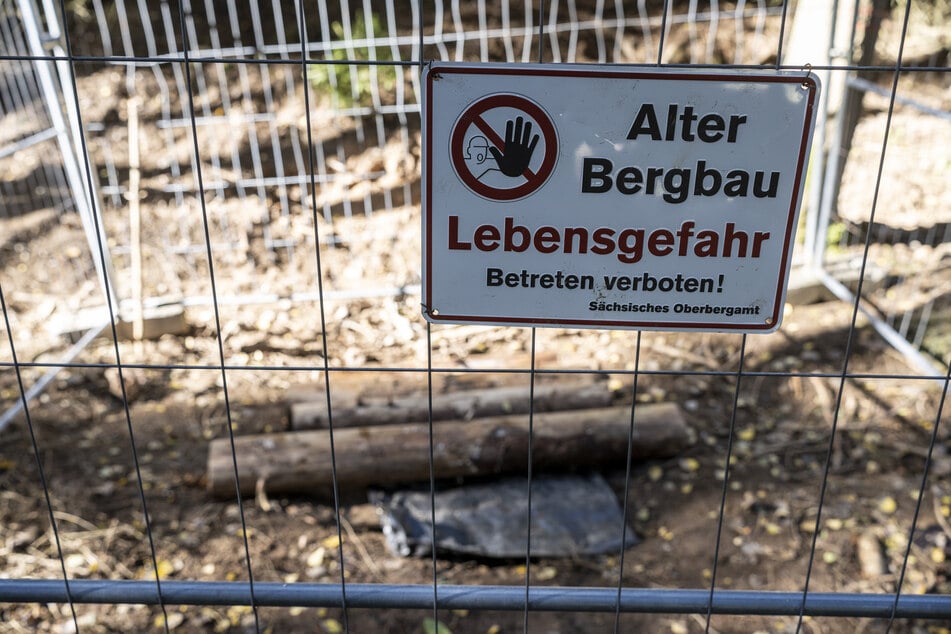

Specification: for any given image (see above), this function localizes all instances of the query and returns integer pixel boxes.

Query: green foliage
[308,13,398,109]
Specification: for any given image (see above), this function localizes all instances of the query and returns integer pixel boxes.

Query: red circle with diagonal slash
[450,94,558,201]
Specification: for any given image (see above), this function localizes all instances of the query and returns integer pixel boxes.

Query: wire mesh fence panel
[0,0,113,432]
[60,0,794,308]
[0,5,70,221]
[1,0,950,633]
[806,0,951,373]
[821,86,951,365]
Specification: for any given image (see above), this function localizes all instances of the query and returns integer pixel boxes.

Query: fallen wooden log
[208,403,690,498]
[290,382,616,430]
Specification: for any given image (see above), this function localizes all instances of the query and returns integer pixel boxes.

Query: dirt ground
[1,282,950,634]
[2,2,951,633]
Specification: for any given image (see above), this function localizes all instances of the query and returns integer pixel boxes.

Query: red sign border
[423,64,820,333]
[449,94,559,201]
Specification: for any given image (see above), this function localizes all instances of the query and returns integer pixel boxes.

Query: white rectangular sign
[422,63,819,332]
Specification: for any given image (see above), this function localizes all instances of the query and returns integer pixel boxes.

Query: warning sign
[450,94,558,201]
[422,63,820,332]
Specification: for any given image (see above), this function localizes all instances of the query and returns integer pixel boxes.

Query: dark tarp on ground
[372,472,638,558]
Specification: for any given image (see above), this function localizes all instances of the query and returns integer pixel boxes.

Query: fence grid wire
[1,0,950,632]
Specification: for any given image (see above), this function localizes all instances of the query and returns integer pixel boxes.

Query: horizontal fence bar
[847,77,951,122]
[1,52,949,74]
[1,580,950,619]
[817,269,945,379]
[0,360,947,383]
[0,9,788,67]
[177,285,422,307]
[0,322,109,433]
[0,126,58,159]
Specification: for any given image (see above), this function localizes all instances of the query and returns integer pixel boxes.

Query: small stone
[166,613,185,630]
[857,532,888,578]
[103,367,150,402]
[306,547,326,568]
[536,566,557,581]
[826,518,844,531]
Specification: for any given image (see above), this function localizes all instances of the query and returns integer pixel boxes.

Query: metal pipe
[0,322,108,433]
[818,270,944,379]
[178,284,421,307]
[16,0,119,310]
[0,126,59,160]
[2,580,951,618]
[847,76,951,122]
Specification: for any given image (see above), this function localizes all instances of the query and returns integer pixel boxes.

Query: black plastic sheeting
[372,473,638,558]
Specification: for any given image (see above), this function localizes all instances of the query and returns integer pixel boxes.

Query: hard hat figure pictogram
[450,94,558,201]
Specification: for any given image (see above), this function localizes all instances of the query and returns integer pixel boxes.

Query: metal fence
[44,0,792,299]
[1,0,950,632]
[0,0,116,433]
[801,0,951,377]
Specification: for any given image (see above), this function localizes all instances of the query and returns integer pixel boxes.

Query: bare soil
[1,292,950,634]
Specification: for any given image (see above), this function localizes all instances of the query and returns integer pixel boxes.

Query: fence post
[790,0,857,268]
[17,0,119,311]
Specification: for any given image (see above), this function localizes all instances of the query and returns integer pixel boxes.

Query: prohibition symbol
[450,94,558,201]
